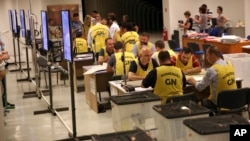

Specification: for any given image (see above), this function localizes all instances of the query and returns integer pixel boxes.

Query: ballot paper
[84,64,107,75]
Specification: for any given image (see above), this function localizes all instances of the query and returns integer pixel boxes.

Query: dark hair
[108,12,116,21]
[121,22,133,31]
[155,40,165,49]
[141,32,150,38]
[73,13,79,17]
[105,37,113,44]
[123,15,129,21]
[158,51,170,62]
[182,47,192,54]
[207,45,224,59]
[199,6,206,14]
[75,29,82,37]
[201,4,207,9]
[114,41,123,50]
[92,10,98,14]
[217,6,223,13]
[184,11,191,17]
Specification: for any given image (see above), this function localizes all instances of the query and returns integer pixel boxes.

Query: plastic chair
[166,92,197,104]
[167,40,182,52]
[217,88,250,117]
[37,56,66,88]
[187,42,204,67]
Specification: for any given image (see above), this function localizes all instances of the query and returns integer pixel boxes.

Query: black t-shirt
[185,18,193,30]
[129,58,158,73]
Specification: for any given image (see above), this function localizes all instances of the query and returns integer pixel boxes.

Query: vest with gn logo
[135,59,153,77]
[75,38,88,53]
[209,61,237,103]
[176,55,193,71]
[114,52,135,75]
[91,24,109,53]
[121,31,139,52]
[154,65,183,104]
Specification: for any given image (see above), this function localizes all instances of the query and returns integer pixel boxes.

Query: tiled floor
[3,33,163,141]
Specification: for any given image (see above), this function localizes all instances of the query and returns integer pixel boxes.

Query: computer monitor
[61,10,73,62]
[8,10,13,32]
[41,11,49,51]
[20,9,26,38]
[11,10,18,34]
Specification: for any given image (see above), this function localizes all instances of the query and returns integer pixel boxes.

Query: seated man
[132,32,156,57]
[187,45,237,113]
[151,40,176,65]
[128,47,158,80]
[107,41,135,76]
[142,51,186,104]
[171,47,201,75]
[98,38,114,64]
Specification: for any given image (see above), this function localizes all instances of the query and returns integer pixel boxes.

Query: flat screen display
[11,10,18,34]
[61,10,72,62]
[20,9,26,37]
[41,11,49,51]
[8,10,13,31]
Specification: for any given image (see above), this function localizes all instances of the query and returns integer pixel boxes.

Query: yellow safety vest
[114,30,122,42]
[114,52,135,75]
[83,24,90,39]
[176,55,193,71]
[135,59,154,77]
[135,41,153,55]
[75,38,88,53]
[121,31,139,52]
[90,24,109,53]
[168,49,177,57]
[209,61,237,102]
[154,65,183,104]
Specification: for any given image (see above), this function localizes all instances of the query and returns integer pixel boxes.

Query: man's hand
[187,77,197,86]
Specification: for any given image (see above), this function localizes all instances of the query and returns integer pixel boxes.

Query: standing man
[107,41,135,76]
[72,13,83,33]
[128,47,158,80]
[187,45,237,113]
[87,13,110,61]
[98,38,114,64]
[107,12,120,40]
[216,6,227,37]
[121,22,139,53]
[132,32,156,57]
[171,47,201,75]
[142,51,186,104]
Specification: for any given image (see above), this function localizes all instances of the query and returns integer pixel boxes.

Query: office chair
[166,92,197,104]
[217,87,250,118]
[167,40,182,52]
[187,42,204,67]
[37,56,66,88]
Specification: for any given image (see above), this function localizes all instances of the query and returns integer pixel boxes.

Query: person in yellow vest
[128,47,158,80]
[132,32,156,57]
[187,45,237,113]
[121,22,139,53]
[87,13,110,61]
[73,30,88,54]
[171,47,201,75]
[142,51,186,104]
[107,41,135,76]
[98,38,114,64]
[151,40,176,65]
[83,15,92,39]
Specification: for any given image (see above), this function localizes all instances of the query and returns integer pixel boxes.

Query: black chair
[37,56,66,88]
[166,92,197,104]
[187,42,204,67]
[217,88,250,117]
[168,40,182,52]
